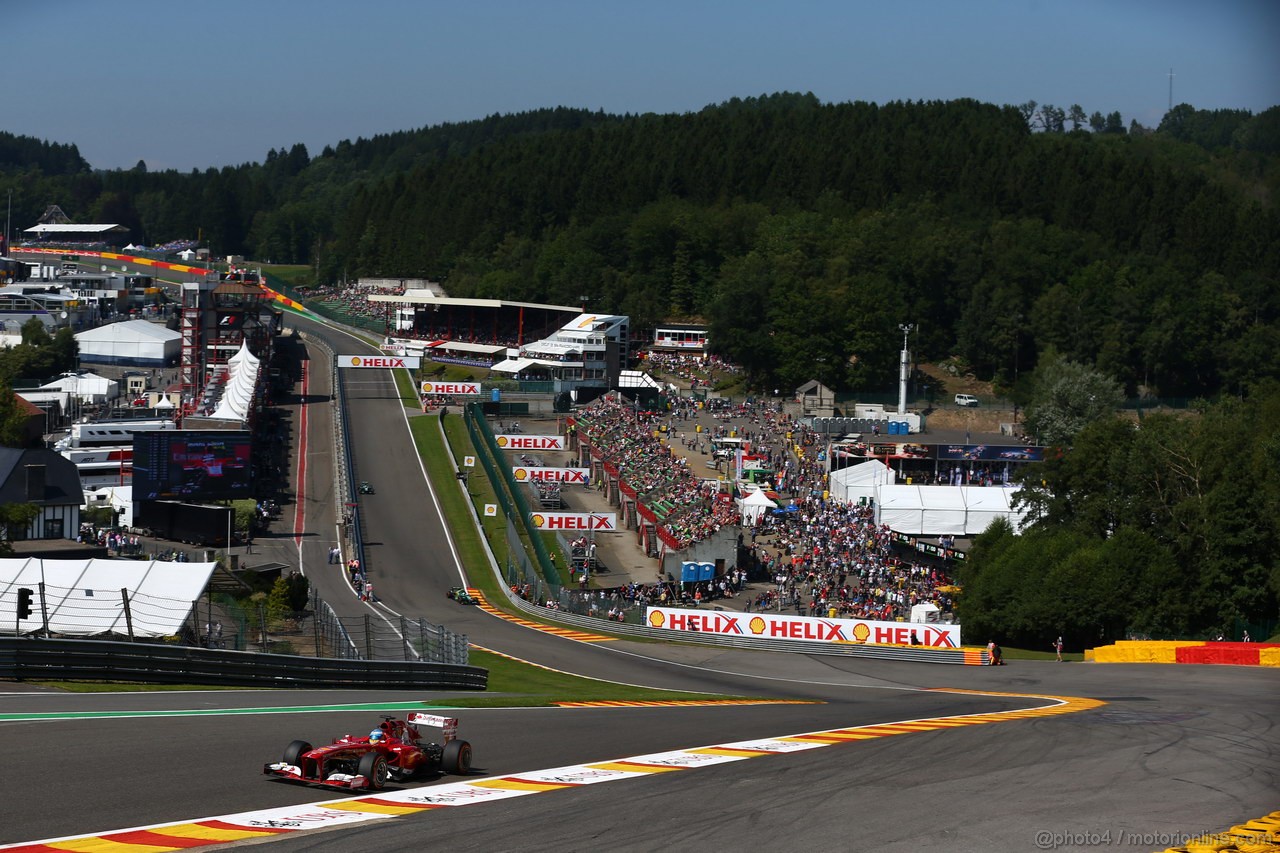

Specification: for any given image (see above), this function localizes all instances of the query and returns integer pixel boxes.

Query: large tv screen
[133,431,253,501]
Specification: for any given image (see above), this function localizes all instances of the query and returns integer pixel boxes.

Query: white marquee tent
[874,485,1028,536]
[39,371,119,403]
[0,558,217,637]
[828,459,896,504]
[210,340,260,421]
[737,488,777,526]
[75,320,180,367]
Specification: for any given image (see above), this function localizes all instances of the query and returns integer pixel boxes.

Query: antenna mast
[1168,68,1174,111]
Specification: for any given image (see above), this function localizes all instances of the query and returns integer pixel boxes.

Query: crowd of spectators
[574,396,738,548]
[306,282,402,324]
[639,352,742,389]
[743,501,955,620]
[574,378,959,621]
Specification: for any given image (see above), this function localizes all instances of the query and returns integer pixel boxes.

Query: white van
[954,394,979,407]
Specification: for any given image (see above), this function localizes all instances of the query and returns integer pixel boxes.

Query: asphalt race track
[2,315,1276,852]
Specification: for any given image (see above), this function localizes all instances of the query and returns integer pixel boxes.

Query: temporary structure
[874,485,1027,536]
[828,459,895,504]
[210,340,260,421]
[0,557,216,637]
[75,320,180,367]
[737,488,777,525]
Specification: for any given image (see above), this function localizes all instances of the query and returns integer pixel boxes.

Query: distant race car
[264,712,472,791]
[447,587,478,605]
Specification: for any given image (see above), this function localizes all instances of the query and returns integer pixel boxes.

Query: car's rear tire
[283,740,312,765]
[357,752,389,790]
[442,739,472,775]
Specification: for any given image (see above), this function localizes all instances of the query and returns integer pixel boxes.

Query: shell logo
[530,514,545,528]
[350,356,362,366]
[648,611,666,628]
[851,622,870,643]
[749,617,766,635]
[513,468,527,481]
[496,436,509,447]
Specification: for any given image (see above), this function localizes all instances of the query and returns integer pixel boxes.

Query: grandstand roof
[24,223,129,234]
[368,293,582,313]
[426,340,509,355]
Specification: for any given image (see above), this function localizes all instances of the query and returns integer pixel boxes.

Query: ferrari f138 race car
[264,712,473,791]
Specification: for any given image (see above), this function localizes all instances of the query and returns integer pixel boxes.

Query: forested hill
[3,95,1278,398]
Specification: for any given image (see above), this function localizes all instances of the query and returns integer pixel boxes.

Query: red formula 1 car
[264,712,473,791]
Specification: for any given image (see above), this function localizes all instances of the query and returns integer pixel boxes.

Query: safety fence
[2,576,470,667]
[461,404,559,587]
[0,637,486,689]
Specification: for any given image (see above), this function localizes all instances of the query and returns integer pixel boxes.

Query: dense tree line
[958,379,1280,647]
[1,97,1277,400]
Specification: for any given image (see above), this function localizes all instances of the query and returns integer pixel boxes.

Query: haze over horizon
[7,0,1279,172]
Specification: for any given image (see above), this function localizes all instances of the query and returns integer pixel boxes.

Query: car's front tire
[283,740,312,766]
[357,752,389,790]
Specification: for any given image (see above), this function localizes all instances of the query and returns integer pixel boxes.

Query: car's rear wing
[407,712,459,742]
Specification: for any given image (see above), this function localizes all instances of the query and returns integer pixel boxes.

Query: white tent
[910,603,942,623]
[874,485,1027,536]
[209,340,260,420]
[737,488,777,525]
[828,459,895,504]
[921,487,967,535]
[83,485,134,527]
[39,371,119,403]
[75,320,180,367]
[877,485,928,533]
[965,487,1023,533]
[0,558,216,637]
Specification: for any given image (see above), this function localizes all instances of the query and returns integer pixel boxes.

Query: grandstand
[368,292,582,345]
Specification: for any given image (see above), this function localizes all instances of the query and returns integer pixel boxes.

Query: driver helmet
[369,729,386,744]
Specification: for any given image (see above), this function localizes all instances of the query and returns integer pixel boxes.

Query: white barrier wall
[645,606,961,648]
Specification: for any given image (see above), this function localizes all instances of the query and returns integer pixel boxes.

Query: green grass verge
[433,648,755,707]
[393,367,419,407]
[259,263,313,290]
[999,647,1085,662]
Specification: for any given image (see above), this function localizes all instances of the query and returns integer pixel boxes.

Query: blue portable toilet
[887,421,899,436]
[491,388,501,402]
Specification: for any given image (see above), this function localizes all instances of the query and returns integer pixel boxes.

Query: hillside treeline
[2,96,1278,398]
[959,382,1280,646]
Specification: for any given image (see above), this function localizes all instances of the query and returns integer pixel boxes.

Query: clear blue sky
[8,0,1278,171]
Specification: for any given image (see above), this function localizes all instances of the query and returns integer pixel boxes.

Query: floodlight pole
[897,323,914,416]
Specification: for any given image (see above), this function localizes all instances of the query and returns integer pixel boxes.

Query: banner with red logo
[644,607,962,648]
[512,466,589,484]
[494,435,565,451]
[528,512,617,531]
[340,354,421,369]
[421,381,482,395]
